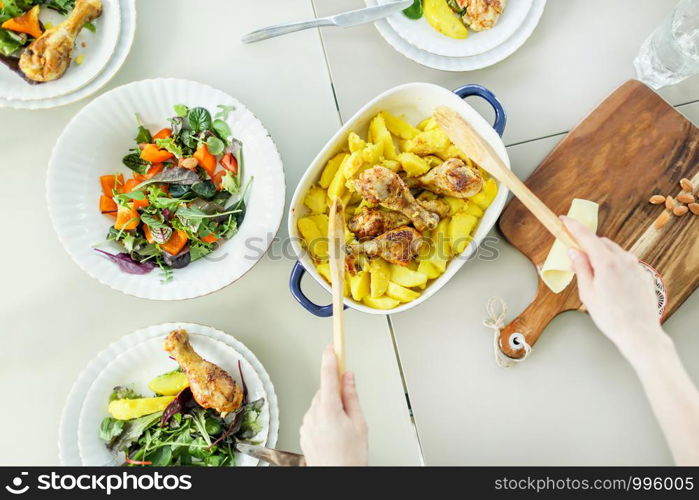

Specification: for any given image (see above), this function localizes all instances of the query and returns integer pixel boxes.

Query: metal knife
[235,442,307,467]
[241,0,413,44]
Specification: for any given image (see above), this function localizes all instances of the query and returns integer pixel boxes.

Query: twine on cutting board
[483,297,532,368]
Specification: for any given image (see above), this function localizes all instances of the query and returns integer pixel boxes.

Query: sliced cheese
[541,198,599,293]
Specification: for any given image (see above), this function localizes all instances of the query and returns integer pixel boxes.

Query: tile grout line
[386,315,427,466]
[504,98,699,149]
[311,0,343,124]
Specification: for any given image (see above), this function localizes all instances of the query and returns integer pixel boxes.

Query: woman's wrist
[619,326,674,372]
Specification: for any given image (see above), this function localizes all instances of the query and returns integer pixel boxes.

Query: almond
[678,193,695,204]
[665,196,675,211]
[680,178,694,192]
[649,194,666,205]
[673,205,688,216]
[689,203,699,215]
[179,157,198,169]
[655,211,671,229]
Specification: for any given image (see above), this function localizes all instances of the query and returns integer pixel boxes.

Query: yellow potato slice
[341,151,365,179]
[387,282,421,303]
[319,153,348,189]
[389,264,428,288]
[404,129,450,156]
[298,217,327,259]
[449,213,478,254]
[350,271,371,301]
[381,159,401,172]
[424,0,469,39]
[417,259,443,280]
[380,111,420,139]
[348,132,366,153]
[370,258,391,298]
[307,214,329,236]
[369,114,397,160]
[148,371,189,396]
[304,185,327,214]
[468,178,498,210]
[327,162,347,200]
[363,295,400,310]
[398,152,430,177]
[108,396,176,420]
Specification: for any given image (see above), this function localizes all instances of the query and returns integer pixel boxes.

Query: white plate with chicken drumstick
[76,328,272,467]
[0,0,120,101]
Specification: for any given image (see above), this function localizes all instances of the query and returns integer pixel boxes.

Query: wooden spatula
[435,106,579,250]
[328,198,346,376]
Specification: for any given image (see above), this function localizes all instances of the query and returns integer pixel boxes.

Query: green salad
[100,373,265,467]
[96,103,250,282]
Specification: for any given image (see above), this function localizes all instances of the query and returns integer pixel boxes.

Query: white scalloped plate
[0,0,121,101]
[78,332,269,466]
[59,322,279,466]
[0,0,135,109]
[378,0,533,58]
[369,0,546,71]
[47,78,286,300]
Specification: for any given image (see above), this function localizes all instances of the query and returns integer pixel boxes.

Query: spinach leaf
[110,412,162,452]
[134,113,152,144]
[0,30,25,56]
[122,153,150,175]
[191,181,217,200]
[167,184,191,199]
[187,107,212,133]
[149,446,173,466]
[205,135,225,155]
[403,0,423,19]
[99,417,124,444]
[212,119,231,142]
[236,398,265,440]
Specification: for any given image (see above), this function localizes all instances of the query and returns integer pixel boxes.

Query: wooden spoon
[435,106,579,250]
[328,198,346,376]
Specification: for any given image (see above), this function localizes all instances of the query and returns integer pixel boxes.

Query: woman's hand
[299,345,368,466]
[562,216,668,363]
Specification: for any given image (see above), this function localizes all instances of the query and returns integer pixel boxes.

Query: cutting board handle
[497,279,574,359]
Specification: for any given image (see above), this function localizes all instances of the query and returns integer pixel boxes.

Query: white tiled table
[0,1,420,466]
[1,0,697,467]
[314,0,699,464]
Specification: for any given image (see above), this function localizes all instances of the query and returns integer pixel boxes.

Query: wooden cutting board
[497,80,699,360]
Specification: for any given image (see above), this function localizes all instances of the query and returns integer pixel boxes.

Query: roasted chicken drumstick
[347,226,424,267]
[164,330,244,415]
[348,206,410,241]
[354,166,439,232]
[417,158,483,199]
[19,0,102,82]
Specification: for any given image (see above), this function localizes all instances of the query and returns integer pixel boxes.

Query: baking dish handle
[290,261,347,317]
[452,84,507,137]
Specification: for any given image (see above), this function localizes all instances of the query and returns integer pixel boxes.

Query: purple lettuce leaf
[95,249,156,275]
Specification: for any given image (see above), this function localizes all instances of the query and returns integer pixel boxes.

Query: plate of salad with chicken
[76,327,274,466]
[0,0,122,100]
[47,78,286,300]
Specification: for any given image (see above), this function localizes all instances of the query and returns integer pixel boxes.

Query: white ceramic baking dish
[289,82,509,316]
